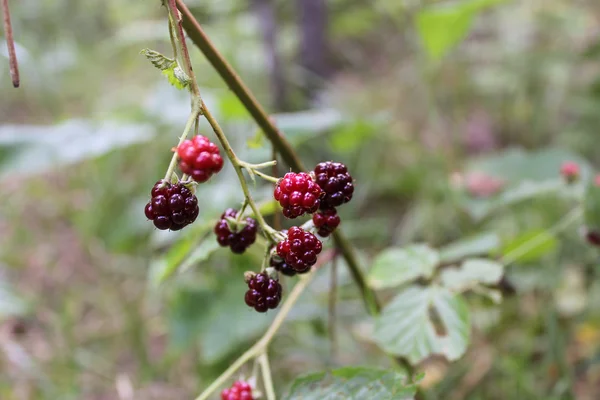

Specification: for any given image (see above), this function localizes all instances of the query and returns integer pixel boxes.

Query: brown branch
[2,0,19,88]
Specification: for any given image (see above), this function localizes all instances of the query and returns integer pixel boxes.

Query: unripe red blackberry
[312,208,341,237]
[276,227,322,273]
[221,380,254,400]
[177,135,224,183]
[560,161,580,184]
[244,272,282,313]
[314,161,354,210]
[270,256,298,276]
[144,180,199,231]
[273,172,323,219]
[214,209,258,254]
[586,229,600,247]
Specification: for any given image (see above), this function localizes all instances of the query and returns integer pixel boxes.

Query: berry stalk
[257,353,275,400]
[163,100,202,182]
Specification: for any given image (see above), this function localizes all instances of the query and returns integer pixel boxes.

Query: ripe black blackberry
[244,272,282,313]
[273,172,323,218]
[312,208,341,237]
[314,161,354,210]
[270,256,298,276]
[276,226,322,273]
[144,180,199,230]
[221,380,254,400]
[214,208,258,254]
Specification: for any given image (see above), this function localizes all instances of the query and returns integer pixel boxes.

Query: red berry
[586,229,600,247]
[276,227,322,273]
[177,135,224,183]
[274,172,323,218]
[244,272,282,313]
[144,180,199,231]
[270,256,298,276]
[214,209,258,254]
[560,161,580,183]
[313,162,354,210]
[313,208,341,237]
[595,174,600,187]
[221,380,254,400]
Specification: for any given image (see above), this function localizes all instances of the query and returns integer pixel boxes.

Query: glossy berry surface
[214,209,258,254]
[177,135,224,183]
[221,380,254,400]
[144,180,199,231]
[560,161,580,183]
[276,227,322,273]
[314,161,354,210]
[313,208,341,237]
[244,272,282,313]
[273,172,323,219]
[270,256,298,276]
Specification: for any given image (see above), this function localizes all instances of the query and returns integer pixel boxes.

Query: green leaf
[439,232,500,263]
[416,0,505,61]
[368,244,439,289]
[373,285,470,364]
[140,48,176,70]
[439,258,504,292]
[140,49,191,90]
[178,239,220,273]
[500,230,558,264]
[283,367,416,400]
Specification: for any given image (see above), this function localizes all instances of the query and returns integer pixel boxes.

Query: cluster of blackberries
[273,172,323,218]
[221,380,254,400]
[276,227,322,274]
[177,135,224,183]
[244,272,283,313]
[214,209,258,254]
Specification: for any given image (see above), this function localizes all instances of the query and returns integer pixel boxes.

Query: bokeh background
[2,0,600,399]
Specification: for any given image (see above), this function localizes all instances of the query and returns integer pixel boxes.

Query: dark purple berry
[214,209,258,254]
[313,162,353,210]
[244,272,282,313]
[276,227,322,273]
[144,180,199,231]
[313,208,341,237]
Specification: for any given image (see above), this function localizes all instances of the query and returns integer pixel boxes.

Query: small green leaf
[439,258,504,292]
[500,230,558,264]
[140,48,176,70]
[283,367,416,400]
[416,0,505,61]
[162,65,191,90]
[439,232,500,263]
[179,240,220,273]
[368,244,439,289]
[373,285,470,364]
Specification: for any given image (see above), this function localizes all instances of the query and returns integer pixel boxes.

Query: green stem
[252,169,280,184]
[258,353,276,400]
[194,251,333,400]
[163,101,202,182]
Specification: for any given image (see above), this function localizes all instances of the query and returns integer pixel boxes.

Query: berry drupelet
[313,161,354,210]
[214,209,258,254]
[270,256,298,276]
[177,135,224,183]
[312,208,341,237]
[274,172,323,219]
[221,380,254,400]
[144,180,199,231]
[244,272,282,313]
[276,227,322,273]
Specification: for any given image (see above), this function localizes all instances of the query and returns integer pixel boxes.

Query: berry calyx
[314,161,354,210]
[313,208,341,237]
[244,272,282,313]
[177,135,224,183]
[144,180,199,231]
[214,209,258,254]
[221,380,254,400]
[276,227,322,273]
[560,161,580,184]
[273,172,323,219]
[270,256,298,276]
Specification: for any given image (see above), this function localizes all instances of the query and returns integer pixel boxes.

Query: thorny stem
[165,0,277,242]
[2,0,19,87]
[194,251,333,400]
[175,0,382,323]
[258,353,276,400]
